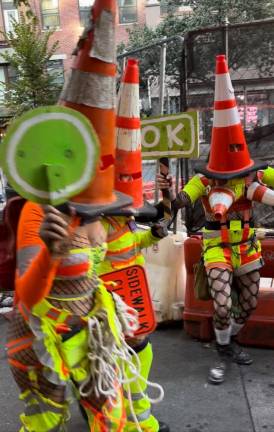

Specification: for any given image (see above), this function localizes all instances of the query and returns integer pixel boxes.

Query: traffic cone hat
[195,54,267,179]
[109,58,157,217]
[208,187,235,220]
[59,0,132,217]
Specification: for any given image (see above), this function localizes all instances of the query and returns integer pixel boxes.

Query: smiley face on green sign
[0,106,99,205]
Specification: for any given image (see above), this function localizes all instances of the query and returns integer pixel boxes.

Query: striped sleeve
[16,202,58,309]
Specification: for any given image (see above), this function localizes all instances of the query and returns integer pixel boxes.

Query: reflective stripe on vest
[127,408,151,423]
[105,217,141,268]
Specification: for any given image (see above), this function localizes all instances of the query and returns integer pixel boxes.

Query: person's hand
[151,221,169,239]
[172,191,190,213]
[156,173,173,191]
[40,205,71,257]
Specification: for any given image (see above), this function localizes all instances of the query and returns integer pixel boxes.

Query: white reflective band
[261,188,274,205]
[90,9,116,64]
[61,69,116,109]
[213,106,240,127]
[116,128,141,151]
[127,408,151,423]
[246,182,259,200]
[117,83,140,118]
[209,192,233,210]
[246,181,274,205]
[215,73,235,101]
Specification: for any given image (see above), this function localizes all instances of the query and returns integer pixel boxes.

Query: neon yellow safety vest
[98,216,159,275]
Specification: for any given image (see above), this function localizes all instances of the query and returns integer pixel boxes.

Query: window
[40,0,60,29]
[47,59,64,87]
[160,0,176,15]
[0,66,6,102]
[119,0,137,24]
[78,0,95,27]
[2,0,19,33]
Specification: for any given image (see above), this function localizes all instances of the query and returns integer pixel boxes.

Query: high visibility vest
[98,216,159,275]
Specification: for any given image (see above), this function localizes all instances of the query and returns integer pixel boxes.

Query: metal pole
[224,15,229,63]
[147,77,152,112]
[159,38,167,115]
[155,39,167,203]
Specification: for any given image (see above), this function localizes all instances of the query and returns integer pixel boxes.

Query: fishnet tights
[207,268,233,330]
[234,270,260,324]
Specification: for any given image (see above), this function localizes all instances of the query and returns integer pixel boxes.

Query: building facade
[0,0,173,78]
[0,0,185,124]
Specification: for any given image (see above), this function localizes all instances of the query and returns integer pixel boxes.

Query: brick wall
[30,0,147,71]
[0,0,148,72]
[116,0,147,45]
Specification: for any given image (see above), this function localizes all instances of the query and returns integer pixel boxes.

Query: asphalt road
[1,317,274,432]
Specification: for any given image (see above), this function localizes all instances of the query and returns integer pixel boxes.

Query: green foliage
[119,0,274,90]
[188,0,274,26]
[1,15,61,117]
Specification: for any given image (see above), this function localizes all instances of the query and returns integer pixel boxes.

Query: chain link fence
[118,19,274,228]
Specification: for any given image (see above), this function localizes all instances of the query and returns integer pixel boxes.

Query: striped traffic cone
[111,58,157,217]
[208,187,235,220]
[247,182,274,206]
[195,55,267,179]
[59,0,132,217]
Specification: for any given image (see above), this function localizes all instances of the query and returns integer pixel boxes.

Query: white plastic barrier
[142,228,187,323]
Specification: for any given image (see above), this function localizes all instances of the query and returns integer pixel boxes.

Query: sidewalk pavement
[1,317,273,432]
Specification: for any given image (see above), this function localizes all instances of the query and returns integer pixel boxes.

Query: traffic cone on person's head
[208,187,235,220]
[59,0,132,217]
[195,54,267,179]
[110,58,157,217]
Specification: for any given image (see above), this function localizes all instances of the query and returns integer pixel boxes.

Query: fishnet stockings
[233,271,260,324]
[207,268,233,330]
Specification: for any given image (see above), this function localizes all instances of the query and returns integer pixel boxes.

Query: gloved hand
[172,191,191,213]
[151,221,169,239]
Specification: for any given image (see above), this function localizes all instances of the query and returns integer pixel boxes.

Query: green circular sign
[0,106,99,205]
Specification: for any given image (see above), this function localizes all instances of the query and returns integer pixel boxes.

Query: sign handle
[159,157,172,221]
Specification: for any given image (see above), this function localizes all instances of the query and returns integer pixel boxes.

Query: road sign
[101,265,156,336]
[141,111,199,159]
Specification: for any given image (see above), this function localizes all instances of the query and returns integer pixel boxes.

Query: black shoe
[208,361,226,384]
[231,339,253,365]
[159,421,170,432]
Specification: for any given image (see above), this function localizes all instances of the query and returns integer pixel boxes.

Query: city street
[1,317,274,432]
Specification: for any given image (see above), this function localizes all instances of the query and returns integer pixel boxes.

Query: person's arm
[16,203,70,308]
[134,221,168,250]
[157,173,208,211]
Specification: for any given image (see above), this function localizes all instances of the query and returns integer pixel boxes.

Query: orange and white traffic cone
[195,54,267,179]
[59,0,132,216]
[112,58,156,217]
[247,182,274,206]
[208,187,235,220]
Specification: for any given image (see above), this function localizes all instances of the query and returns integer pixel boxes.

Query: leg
[207,267,233,340]
[206,267,233,384]
[123,336,160,432]
[79,388,126,432]
[9,366,68,432]
[233,270,260,328]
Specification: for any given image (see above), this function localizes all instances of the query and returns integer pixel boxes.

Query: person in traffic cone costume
[97,58,170,432]
[59,0,132,217]
[4,2,148,431]
[157,54,274,385]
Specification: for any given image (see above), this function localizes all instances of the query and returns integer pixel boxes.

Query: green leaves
[119,0,274,94]
[2,14,61,118]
